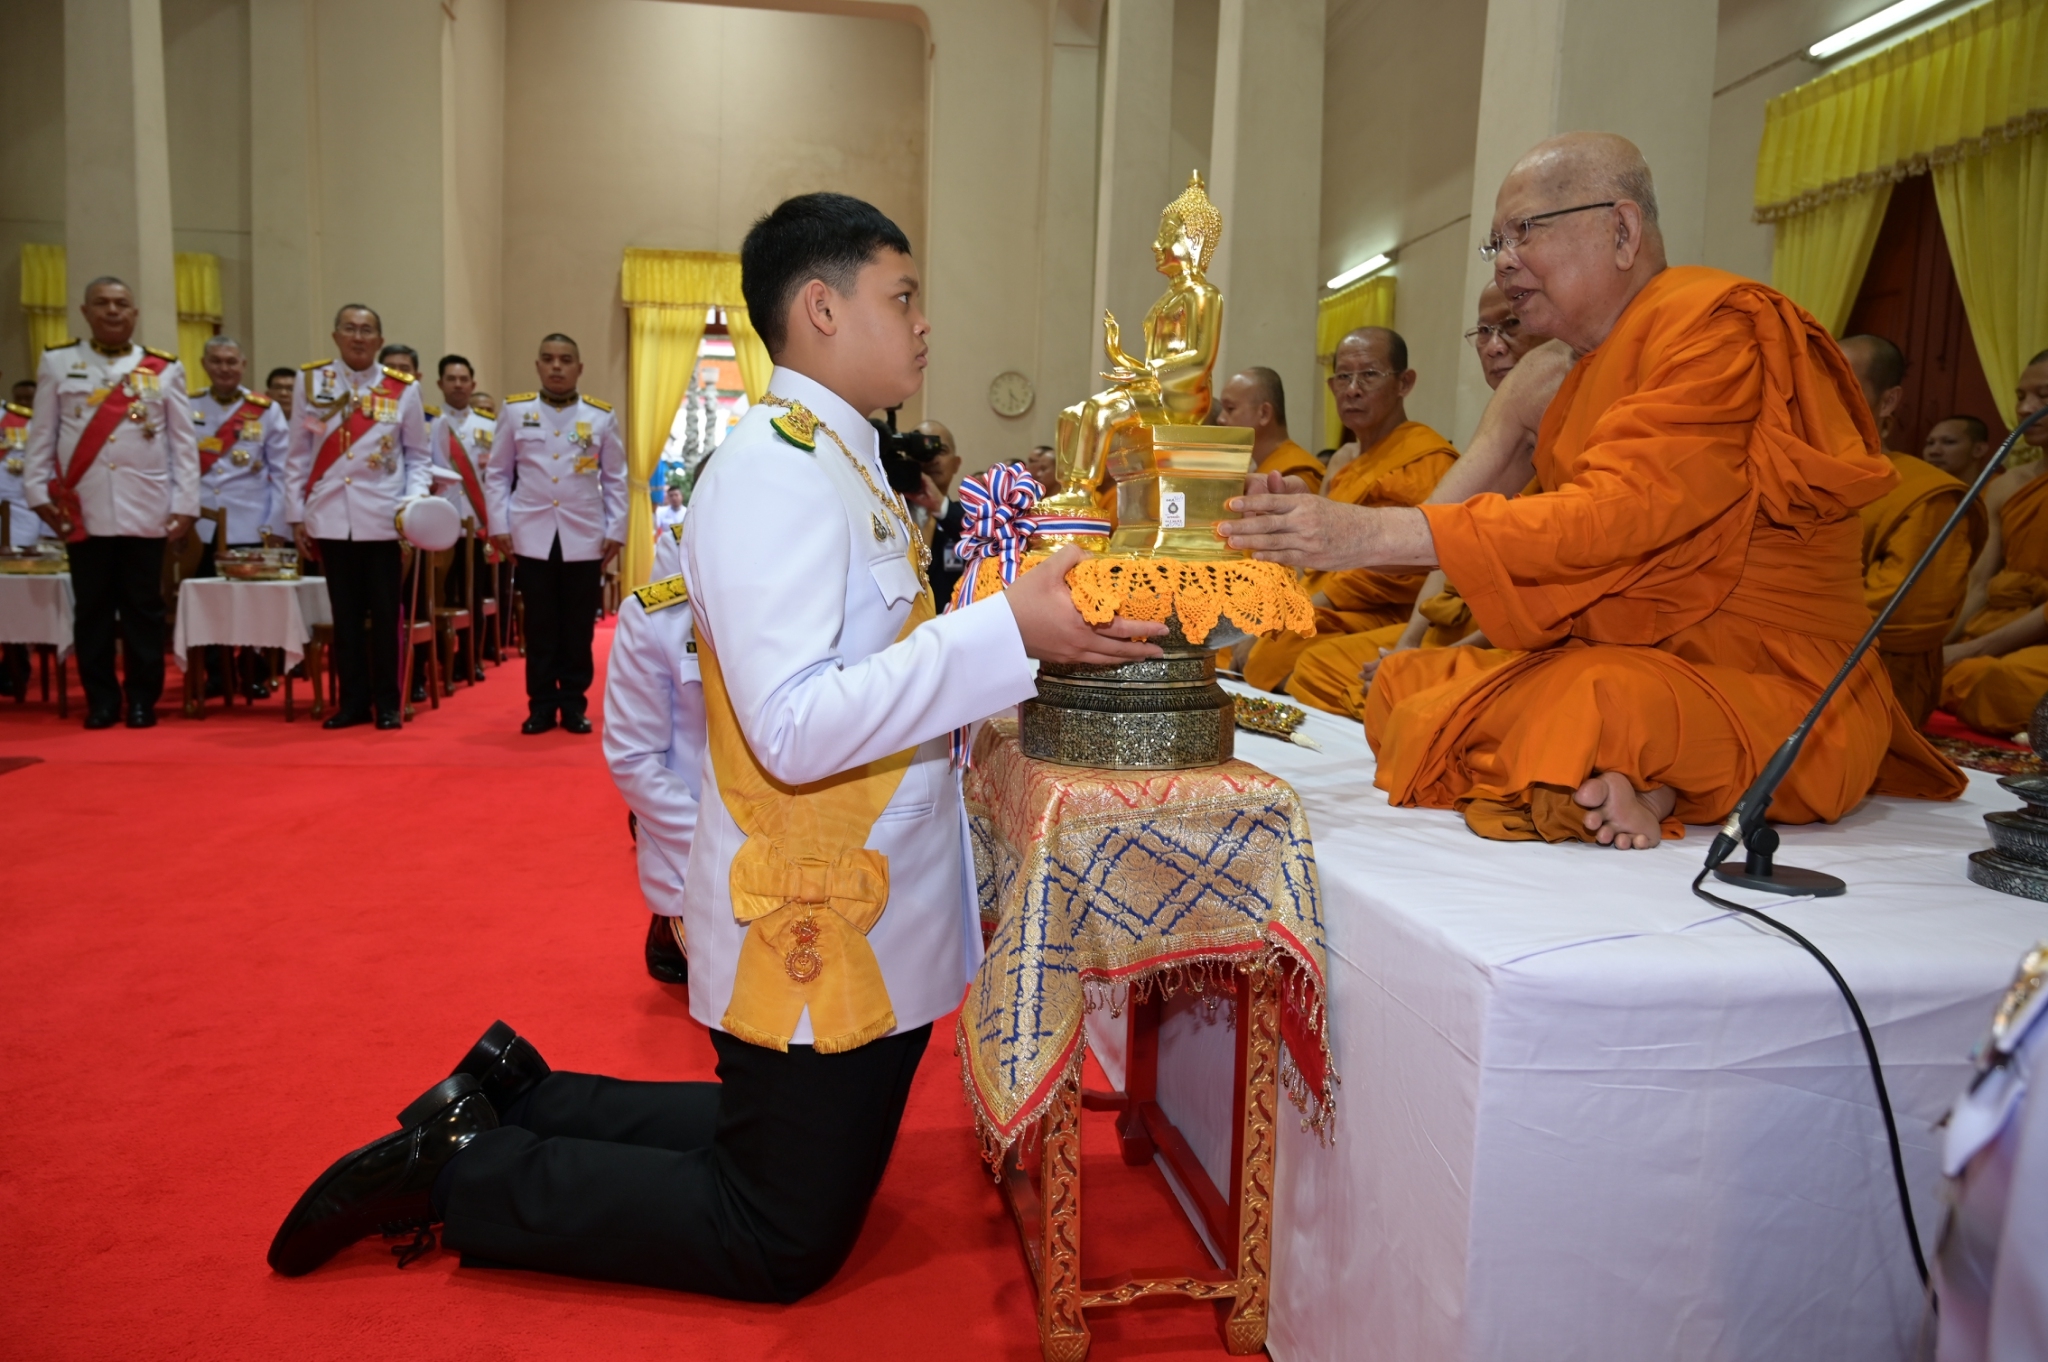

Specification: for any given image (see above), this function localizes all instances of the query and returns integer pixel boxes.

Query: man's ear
[798,278,839,341]
[1396,369,1417,400]
[1613,202,1645,268]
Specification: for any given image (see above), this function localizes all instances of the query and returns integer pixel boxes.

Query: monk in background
[1839,334,1985,727]
[1216,367,1323,492]
[1940,352,2048,734]
[1238,326,1456,691]
[1285,284,1563,718]
[1220,131,1963,848]
[1923,414,1992,482]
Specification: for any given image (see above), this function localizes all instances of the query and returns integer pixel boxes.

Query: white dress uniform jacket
[603,525,704,921]
[1,407,55,544]
[425,403,495,530]
[192,387,289,544]
[24,341,199,537]
[484,393,627,561]
[680,366,1039,1044]
[283,360,431,540]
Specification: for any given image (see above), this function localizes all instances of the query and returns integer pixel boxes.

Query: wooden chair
[433,536,475,691]
[174,510,230,717]
[399,548,442,719]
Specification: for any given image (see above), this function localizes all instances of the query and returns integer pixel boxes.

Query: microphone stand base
[1711,863,1847,897]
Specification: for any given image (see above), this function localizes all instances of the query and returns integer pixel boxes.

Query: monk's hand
[1008,544,1167,665]
[1943,640,1980,669]
[1220,493,1421,572]
[1242,470,1312,498]
[1359,643,1411,687]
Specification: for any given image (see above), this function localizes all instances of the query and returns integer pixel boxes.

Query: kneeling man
[1221,133,1963,848]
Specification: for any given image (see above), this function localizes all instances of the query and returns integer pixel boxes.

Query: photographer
[885,417,968,603]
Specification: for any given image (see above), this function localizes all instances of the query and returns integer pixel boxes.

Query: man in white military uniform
[190,335,290,699]
[0,374,50,549]
[485,334,626,735]
[269,193,1167,1297]
[426,353,496,682]
[603,522,702,984]
[284,304,431,729]
[24,276,198,728]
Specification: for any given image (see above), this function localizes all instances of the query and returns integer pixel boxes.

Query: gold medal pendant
[784,915,824,984]
[871,512,891,543]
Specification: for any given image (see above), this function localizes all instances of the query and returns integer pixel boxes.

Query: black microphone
[1704,404,2048,895]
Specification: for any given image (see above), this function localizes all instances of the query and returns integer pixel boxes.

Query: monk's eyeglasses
[1479,202,1617,261]
[1464,321,1522,347]
[1328,367,1394,392]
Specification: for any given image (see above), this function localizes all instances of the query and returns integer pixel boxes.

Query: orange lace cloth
[971,554,1315,645]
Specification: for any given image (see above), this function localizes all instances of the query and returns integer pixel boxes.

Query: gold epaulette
[504,392,538,404]
[424,403,442,418]
[45,338,79,352]
[4,402,30,418]
[144,345,178,362]
[582,395,613,412]
[771,404,818,452]
[474,402,496,418]
[247,392,273,408]
[632,574,689,612]
[300,357,331,371]
[381,366,417,384]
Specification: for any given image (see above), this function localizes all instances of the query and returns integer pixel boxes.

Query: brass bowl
[218,548,301,581]
[1020,614,1238,771]
[0,546,68,575]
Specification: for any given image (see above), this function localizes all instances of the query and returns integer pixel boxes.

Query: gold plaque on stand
[1105,424,1254,562]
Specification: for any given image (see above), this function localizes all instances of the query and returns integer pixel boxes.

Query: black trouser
[69,534,167,715]
[442,1023,931,1301]
[517,536,603,718]
[315,537,402,717]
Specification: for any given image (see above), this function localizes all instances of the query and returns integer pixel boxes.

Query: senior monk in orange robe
[1220,131,1963,848]
[1286,284,1562,718]
[1940,351,2048,734]
[1838,334,1985,727]
[1239,326,1457,692]
[1216,367,1323,493]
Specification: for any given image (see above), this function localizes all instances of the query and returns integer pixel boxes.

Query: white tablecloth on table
[0,572,73,653]
[1083,682,2048,1362]
[172,577,332,670]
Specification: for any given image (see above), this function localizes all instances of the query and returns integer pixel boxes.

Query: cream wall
[0,3,66,386]
[443,0,505,389]
[164,0,253,352]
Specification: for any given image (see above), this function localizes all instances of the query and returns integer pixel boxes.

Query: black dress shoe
[124,705,157,729]
[560,712,593,735]
[84,708,120,730]
[322,709,370,730]
[645,914,689,985]
[520,712,556,735]
[409,682,427,704]
[375,709,403,730]
[266,1074,497,1277]
[451,1021,552,1113]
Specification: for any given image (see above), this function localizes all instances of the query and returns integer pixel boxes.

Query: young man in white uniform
[190,335,291,699]
[269,193,1165,1298]
[426,354,497,682]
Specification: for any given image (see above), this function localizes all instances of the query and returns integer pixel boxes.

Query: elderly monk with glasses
[1237,325,1459,692]
[1221,131,1963,849]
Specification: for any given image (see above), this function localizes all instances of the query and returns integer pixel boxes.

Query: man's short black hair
[379,343,419,367]
[741,193,913,356]
[265,367,295,387]
[334,303,382,331]
[1842,334,1907,391]
[539,333,580,357]
[11,379,36,401]
[83,275,131,302]
[1935,413,1990,443]
[439,353,474,377]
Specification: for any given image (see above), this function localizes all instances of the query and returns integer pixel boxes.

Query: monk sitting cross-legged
[1238,326,1457,691]
[1219,132,1965,849]
[1939,351,2048,735]
[1215,366,1324,493]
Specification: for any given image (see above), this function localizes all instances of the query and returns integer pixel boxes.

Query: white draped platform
[1086,683,2048,1362]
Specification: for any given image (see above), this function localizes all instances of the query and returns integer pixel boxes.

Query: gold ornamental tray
[0,548,68,575]
[217,548,301,581]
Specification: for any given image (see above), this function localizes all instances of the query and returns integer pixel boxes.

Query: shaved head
[1343,326,1407,375]
[1840,335,1906,393]
[1510,132,1660,230]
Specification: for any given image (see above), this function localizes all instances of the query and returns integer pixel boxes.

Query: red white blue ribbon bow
[947,462,1045,613]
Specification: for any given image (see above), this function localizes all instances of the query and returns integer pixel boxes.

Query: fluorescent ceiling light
[1808,0,1950,59]
[1326,254,1391,290]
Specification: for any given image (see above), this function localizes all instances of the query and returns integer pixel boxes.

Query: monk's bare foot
[1573,771,1676,849]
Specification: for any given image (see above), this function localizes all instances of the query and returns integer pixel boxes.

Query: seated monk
[1940,352,2048,734]
[1287,283,1565,718]
[1839,334,1986,727]
[1238,325,1457,691]
[1219,131,1964,848]
[1216,366,1323,492]
[1923,413,1992,483]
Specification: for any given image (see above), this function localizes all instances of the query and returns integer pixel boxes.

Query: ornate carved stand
[998,965,1280,1361]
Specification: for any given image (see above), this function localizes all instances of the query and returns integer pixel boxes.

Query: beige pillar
[63,0,177,353]
[442,0,505,390]
[1032,0,1104,443]
[1455,0,1718,442]
[1206,0,1323,437]
[248,0,322,369]
[1091,0,1177,368]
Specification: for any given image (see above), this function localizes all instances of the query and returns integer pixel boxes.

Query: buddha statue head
[1154,171,1222,280]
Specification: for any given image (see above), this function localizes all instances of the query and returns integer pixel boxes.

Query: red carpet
[0,625,1240,1360]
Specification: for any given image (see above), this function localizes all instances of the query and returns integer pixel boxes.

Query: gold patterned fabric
[959,720,1335,1156]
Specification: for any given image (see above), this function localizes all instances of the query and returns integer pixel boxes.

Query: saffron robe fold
[1367,266,1965,844]
[1256,437,1325,494]
[1286,586,1476,719]
[1942,470,2048,735]
[1243,420,1456,692]
[1859,451,1983,726]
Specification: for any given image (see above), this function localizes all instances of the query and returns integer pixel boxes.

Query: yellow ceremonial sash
[698,556,935,1054]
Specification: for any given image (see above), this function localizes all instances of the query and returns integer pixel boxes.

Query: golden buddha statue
[1036,172,1227,523]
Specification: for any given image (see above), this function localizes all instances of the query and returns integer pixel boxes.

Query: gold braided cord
[760,393,933,592]
[972,553,1314,645]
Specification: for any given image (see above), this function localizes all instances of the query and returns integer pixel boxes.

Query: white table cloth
[0,571,73,654]
[172,577,331,671]
[1082,683,2048,1362]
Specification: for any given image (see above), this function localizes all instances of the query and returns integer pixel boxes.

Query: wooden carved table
[960,721,1333,1361]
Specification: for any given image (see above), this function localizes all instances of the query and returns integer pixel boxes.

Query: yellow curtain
[1315,273,1396,448]
[20,243,68,358]
[1768,184,1893,335]
[1933,128,2048,426]
[174,252,222,379]
[620,248,752,588]
[724,307,773,402]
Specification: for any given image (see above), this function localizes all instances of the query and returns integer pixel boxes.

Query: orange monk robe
[1364,267,1964,844]
[1859,451,1984,726]
[1286,584,1475,719]
[1941,471,2048,734]
[1257,438,1325,494]
[1242,421,1457,692]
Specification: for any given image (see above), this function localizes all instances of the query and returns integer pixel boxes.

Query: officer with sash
[284,304,430,730]
[24,276,198,728]
[603,522,701,984]
[484,334,626,735]
[426,354,495,682]
[268,194,1165,1298]
[0,373,45,699]
[191,335,290,699]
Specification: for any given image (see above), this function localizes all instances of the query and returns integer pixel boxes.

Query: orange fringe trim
[972,554,1314,645]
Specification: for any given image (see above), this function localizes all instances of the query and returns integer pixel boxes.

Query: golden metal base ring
[1019,626,1236,771]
